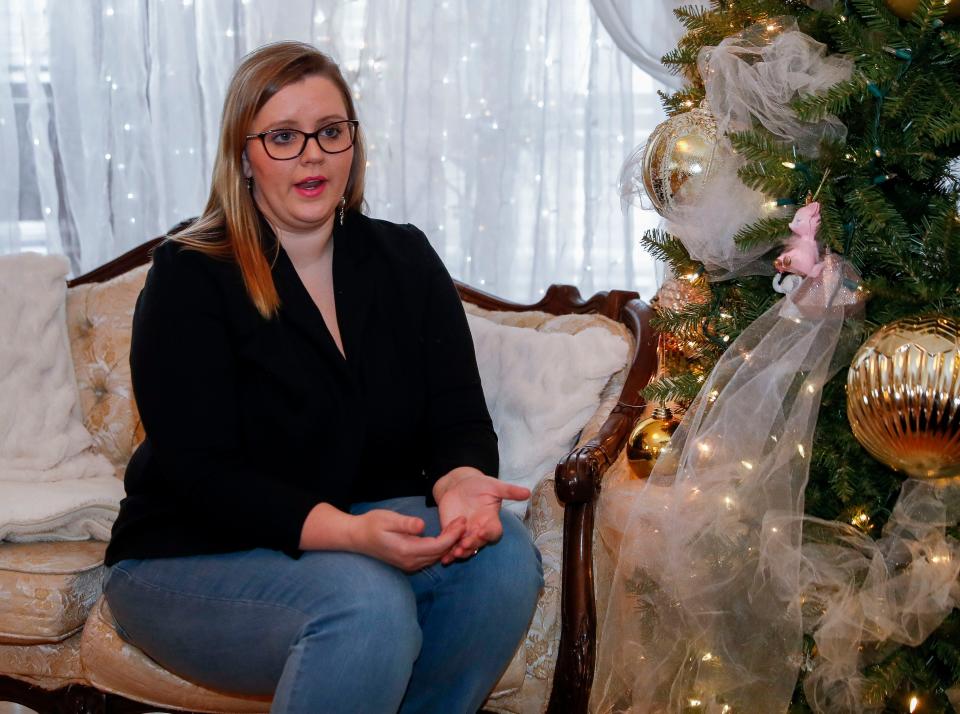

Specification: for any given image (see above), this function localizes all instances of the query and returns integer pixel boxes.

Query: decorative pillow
[0,253,120,542]
[0,253,112,482]
[465,311,629,516]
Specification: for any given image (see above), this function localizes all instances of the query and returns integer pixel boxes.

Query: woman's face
[243,74,353,236]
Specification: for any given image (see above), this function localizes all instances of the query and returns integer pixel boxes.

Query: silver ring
[473,549,479,556]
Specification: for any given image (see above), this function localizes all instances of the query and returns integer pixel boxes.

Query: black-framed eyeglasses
[245,119,359,160]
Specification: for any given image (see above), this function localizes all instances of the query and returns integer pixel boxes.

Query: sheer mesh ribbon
[698,18,853,156]
[792,478,960,712]
[594,256,864,713]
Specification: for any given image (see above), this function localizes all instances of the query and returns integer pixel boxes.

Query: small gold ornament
[623,106,720,217]
[884,0,960,20]
[652,276,711,313]
[846,316,960,479]
[627,404,681,479]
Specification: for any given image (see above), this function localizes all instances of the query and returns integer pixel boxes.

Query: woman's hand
[349,509,467,573]
[433,467,530,565]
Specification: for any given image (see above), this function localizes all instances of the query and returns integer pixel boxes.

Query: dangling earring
[246,176,253,192]
[339,196,346,226]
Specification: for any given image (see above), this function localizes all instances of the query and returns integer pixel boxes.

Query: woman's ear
[241,151,252,179]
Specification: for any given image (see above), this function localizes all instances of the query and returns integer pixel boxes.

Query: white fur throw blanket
[0,253,122,541]
[467,313,629,516]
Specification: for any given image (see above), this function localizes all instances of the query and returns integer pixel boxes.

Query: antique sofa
[0,234,658,714]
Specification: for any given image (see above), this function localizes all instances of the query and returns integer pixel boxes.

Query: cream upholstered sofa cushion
[0,632,86,690]
[0,540,106,644]
[81,598,272,714]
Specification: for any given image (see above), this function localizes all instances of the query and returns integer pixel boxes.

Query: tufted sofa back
[65,265,150,480]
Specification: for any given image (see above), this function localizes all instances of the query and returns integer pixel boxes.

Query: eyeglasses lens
[263,121,356,159]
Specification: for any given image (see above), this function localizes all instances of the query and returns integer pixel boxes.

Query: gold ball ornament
[627,405,681,479]
[846,316,960,479]
[884,0,960,20]
[620,107,720,217]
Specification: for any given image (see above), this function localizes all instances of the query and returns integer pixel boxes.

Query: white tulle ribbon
[595,256,864,713]
[658,18,853,281]
[699,17,853,156]
[663,152,783,280]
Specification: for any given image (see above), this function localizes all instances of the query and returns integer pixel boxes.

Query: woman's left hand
[433,467,530,565]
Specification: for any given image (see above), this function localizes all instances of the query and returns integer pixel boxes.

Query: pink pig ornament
[774,201,825,278]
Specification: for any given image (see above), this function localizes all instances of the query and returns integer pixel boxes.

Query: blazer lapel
[250,214,344,380]
[271,248,353,380]
[331,211,375,368]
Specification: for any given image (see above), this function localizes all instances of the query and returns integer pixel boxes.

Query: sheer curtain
[590,0,689,90]
[2,0,673,301]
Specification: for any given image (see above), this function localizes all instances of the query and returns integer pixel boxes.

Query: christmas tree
[627,0,960,711]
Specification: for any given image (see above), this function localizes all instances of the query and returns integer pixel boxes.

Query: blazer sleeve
[129,241,319,554]
[409,226,499,498]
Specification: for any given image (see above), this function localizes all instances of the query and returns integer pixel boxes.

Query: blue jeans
[103,496,543,714]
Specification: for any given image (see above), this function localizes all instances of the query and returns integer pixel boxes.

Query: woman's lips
[294,178,327,197]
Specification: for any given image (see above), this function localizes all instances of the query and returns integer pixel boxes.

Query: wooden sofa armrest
[547,299,658,714]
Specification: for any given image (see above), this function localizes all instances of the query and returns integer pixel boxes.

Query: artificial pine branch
[792,76,870,122]
[927,111,960,146]
[850,0,908,46]
[642,372,704,407]
[814,183,846,251]
[651,301,713,337]
[733,216,791,249]
[674,5,713,31]
[738,160,802,196]
[661,46,701,76]
[659,87,706,116]
[942,29,960,56]
[728,129,792,162]
[641,229,697,274]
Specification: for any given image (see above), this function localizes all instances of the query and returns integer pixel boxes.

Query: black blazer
[104,212,498,566]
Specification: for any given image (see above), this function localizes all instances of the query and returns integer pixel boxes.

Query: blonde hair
[171,41,366,319]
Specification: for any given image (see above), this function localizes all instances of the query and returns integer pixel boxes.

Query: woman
[102,41,543,714]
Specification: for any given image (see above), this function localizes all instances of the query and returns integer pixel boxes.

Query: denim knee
[486,512,544,613]
[296,554,422,668]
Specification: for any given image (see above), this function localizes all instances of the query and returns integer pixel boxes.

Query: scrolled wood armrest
[554,403,644,505]
[547,299,657,714]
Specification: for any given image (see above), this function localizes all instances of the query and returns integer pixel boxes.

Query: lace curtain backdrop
[0,0,680,302]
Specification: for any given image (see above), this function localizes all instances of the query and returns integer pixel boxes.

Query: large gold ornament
[884,0,960,21]
[846,316,960,479]
[627,405,681,479]
[626,107,720,217]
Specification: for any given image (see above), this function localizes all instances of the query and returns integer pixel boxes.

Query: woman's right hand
[349,509,466,572]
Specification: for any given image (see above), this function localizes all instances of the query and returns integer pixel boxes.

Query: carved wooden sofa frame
[0,235,658,714]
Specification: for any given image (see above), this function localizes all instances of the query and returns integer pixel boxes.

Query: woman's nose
[301,135,326,162]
